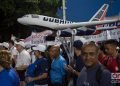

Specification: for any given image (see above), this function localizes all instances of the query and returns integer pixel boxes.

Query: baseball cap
[2,42,9,49]
[73,40,83,49]
[15,41,25,48]
[33,44,46,52]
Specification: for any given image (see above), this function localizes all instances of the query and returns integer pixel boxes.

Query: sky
[57,0,120,22]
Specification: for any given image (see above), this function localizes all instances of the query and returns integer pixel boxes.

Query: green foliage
[0,0,15,16]
[0,0,62,41]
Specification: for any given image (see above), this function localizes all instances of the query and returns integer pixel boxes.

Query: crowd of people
[0,39,120,86]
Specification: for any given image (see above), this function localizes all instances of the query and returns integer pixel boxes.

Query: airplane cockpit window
[23,15,29,17]
[31,15,39,18]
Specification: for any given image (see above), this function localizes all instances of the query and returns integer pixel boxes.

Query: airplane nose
[17,18,21,23]
[17,18,25,25]
[17,17,29,25]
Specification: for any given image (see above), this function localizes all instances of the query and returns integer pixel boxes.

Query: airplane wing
[53,19,120,30]
[97,26,120,30]
[97,20,120,30]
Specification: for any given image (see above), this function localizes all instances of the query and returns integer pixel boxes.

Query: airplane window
[31,15,39,18]
[67,21,72,24]
[23,15,29,17]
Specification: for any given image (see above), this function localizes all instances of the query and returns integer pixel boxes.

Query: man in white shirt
[15,41,31,86]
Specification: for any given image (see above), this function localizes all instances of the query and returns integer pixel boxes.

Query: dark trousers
[51,83,62,86]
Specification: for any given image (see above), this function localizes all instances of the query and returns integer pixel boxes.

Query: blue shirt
[26,57,49,85]
[77,63,112,86]
[0,68,20,86]
[50,55,67,84]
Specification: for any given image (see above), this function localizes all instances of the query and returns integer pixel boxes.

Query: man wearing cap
[26,44,49,86]
[15,41,31,86]
[65,40,84,86]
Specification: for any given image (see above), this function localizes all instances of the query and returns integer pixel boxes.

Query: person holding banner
[65,40,84,86]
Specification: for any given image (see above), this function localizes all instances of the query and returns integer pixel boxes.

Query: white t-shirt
[16,49,31,68]
[31,52,36,63]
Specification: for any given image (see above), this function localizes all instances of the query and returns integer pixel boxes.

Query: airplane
[17,4,120,36]
[96,21,120,30]
[58,19,120,37]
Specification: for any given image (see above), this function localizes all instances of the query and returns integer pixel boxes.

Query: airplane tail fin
[89,4,109,34]
[76,4,109,35]
[89,4,109,22]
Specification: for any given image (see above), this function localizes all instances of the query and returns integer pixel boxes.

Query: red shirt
[98,54,108,65]
[99,53,120,73]
[106,57,119,72]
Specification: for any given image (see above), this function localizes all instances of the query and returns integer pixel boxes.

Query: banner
[23,29,120,46]
[75,29,120,42]
[23,30,53,45]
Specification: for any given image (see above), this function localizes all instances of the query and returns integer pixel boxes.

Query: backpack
[96,64,105,85]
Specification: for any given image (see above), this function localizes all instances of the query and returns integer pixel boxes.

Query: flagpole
[62,0,66,20]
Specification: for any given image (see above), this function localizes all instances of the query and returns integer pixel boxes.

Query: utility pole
[62,0,66,20]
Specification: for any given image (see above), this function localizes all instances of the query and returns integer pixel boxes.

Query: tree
[0,0,62,41]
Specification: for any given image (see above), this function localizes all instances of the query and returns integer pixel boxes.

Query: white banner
[23,29,120,46]
[75,29,120,42]
[23,30,53,45]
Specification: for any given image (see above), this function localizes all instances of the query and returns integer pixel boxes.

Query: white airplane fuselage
[17,14,119,30]
[17,14,73,29]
